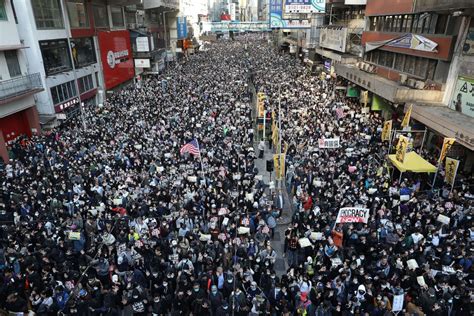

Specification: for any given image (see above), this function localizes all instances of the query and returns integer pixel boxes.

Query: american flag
[335,107,345,119]
[180,139,200,156]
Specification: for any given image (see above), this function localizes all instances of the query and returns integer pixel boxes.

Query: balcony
[0,73,44,105]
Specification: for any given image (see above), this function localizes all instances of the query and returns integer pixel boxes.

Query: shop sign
[320,27,348,53]
[55,97,80,113]
[450,76,474,118]
[177,17,188,39]
[462,26,474,55]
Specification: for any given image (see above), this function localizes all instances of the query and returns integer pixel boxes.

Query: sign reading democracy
[336,207,369,224]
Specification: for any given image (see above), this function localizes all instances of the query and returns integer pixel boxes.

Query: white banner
[336,207,369,224]
[392,294,404,312]
[134,59,151,68]
[136,37,150,52]
[318,138,340,149]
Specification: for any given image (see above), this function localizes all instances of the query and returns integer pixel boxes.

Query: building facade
[332,0,474,171]
[0,0,43,163]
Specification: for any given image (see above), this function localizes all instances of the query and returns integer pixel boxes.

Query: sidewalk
[254,141,292,277]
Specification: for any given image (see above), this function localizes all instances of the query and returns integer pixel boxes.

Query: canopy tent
[388,151,437,173]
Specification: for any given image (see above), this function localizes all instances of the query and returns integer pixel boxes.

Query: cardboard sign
[335,207,369,224]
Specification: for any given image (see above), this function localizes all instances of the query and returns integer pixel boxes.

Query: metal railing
[0,73,43,101]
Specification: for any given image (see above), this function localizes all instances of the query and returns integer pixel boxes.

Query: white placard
[392,294,404,312]
[298,237,312,248]
[134,59,151,68]
[437,214,450,225]
[407,259,419,270]
[318,138,340,149]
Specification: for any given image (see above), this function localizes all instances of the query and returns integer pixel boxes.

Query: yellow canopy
[388,151,437,173]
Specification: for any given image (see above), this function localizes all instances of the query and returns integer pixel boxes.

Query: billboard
[134,59,151,68]
[450,76,474,118]
[320,27,348,53]
[177,17,188,39]
[284,0,325,13]
[98,30,135,90]
[269,0,311,29]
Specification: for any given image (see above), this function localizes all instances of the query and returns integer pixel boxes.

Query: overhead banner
[401,104,412,127]
[177,17,188,39]
[449,76,474,118]
[284,0,325,13]
[445,157,459,186]
[319,27,348,53]
[396,135,409,163]
[381,120,392,142]
[366,34,438,53]
[438,138,455,163]
[269,0,311,29]
[336,207,370,224]
[318,138,340,149]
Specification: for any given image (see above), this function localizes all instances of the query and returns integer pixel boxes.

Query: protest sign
[335,207,369,224]
[392,294,404,312]
[437,214,450,225]
[298,237,312,248]
[318,138,340,149]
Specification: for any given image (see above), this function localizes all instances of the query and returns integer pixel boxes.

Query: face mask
[212,290,217,294]
[194,288,199,292]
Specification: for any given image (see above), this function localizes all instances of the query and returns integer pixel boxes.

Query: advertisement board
[320,27,348,53]
[450,76,474,118]
[98,30,134,90]
[284,0,325,13]
[463,26,474,55]
[136,37,150,52]
[269,0,311,29]
[177,17,188,39]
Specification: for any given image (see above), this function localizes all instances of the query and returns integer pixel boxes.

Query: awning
[388,152,437,173]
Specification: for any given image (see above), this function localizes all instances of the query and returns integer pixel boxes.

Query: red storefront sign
[98,30,135,90]
[54,97,80,113]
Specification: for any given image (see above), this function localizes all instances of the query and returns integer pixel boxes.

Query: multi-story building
[334,0,474,171]
[0,0,43,163]
[14,0,140,126]
[311,0,365,72]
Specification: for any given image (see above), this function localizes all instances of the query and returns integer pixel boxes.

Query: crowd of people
[0,35,472,316]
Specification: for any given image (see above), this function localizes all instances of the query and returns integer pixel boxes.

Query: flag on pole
[438,138,455,163]
[401,104,412,127]
[180,139,200,156]
[335,107,345,119]
[395,135,409,163]
[381,120,392,141]
[445,157,459,186]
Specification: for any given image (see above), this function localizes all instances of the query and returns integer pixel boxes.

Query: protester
[0,34,472,316]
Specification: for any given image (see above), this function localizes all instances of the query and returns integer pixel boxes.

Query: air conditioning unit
[362,64,369,72]
[407,79,417,88]
[368,65,376,73]
[356,62,362,69]
[415,80,426,90]
[399,74,408,85]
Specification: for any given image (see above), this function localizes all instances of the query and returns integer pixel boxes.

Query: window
[414,57,428,78]
[67,0,89,28]
[404,55,416,74]
[71,37,96,68]
[39,39,72,76]
[50,80,77,105]
[0,0,7,20]
[78,74,94,94]
[379,51,387,66]
[394,54,405,71]
[383,16,393,32]
[385,52,394,68]
[111,6,124,27]
[426,60,437,80]
[4,51,21,77]
[401,15,412,33]
[369,17,376,31]
[435,14,448,34]
[93,5,108,28]
[32,0,64,29]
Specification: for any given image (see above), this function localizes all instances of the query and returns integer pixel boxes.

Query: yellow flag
[279,154,286,180]
[445,157,459,186]
[401,105,412,127]
[381,120,392,142]
[438,138,455,163]
[273,154,280,179]
[272,126,278,147]
[395,135,409,163]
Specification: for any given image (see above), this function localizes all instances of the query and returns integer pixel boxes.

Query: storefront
[98,30,135,90]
